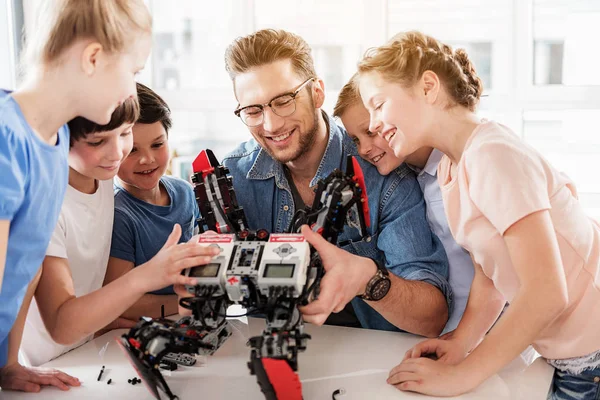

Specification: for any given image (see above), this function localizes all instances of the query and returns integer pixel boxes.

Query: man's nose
[262,107,285,133]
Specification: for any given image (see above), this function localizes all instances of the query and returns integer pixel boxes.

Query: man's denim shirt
[222,113,452,332]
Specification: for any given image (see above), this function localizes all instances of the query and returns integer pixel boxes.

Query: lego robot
[119,149,370,400]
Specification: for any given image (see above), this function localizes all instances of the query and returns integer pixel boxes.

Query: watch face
[370,278,391,301]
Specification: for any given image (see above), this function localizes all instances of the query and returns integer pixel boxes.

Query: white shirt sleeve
[45,212,68,259]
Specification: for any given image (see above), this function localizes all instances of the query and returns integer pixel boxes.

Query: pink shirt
[438,121,600,360]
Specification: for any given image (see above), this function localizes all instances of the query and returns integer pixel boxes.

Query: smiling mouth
[383,129,396,142]
[135,167,158,175]
[371,153,385,163]
[266,128,294,143]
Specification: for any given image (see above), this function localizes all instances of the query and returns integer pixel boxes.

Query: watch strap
[359,259,389,300]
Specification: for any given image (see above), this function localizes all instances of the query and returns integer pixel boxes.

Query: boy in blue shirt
[105,83,200,320]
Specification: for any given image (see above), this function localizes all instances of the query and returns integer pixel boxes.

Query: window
[523,109,600,218]
[0,0,16,90]
[15,0,600,215]
[534,41,564,85]
[526,0,600,217]
[387,0,513,94]
[145,0,253,164]
[533,0,600,86]
[253,0,382,114]
[387,0,600,215]
[150,1,248,92]
[148,0,388,160]
[386,0,516,141]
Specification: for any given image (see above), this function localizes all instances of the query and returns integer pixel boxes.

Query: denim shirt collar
[245,111,346,188]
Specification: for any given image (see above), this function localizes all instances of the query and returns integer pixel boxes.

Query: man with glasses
[217,29,451,337]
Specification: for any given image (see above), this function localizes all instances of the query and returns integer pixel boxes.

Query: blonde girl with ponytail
[357,31,600,399]
[0,0,152,392]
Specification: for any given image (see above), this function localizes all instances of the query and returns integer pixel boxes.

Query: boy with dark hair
[105,83,201,320]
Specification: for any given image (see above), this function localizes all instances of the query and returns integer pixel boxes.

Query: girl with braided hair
[357,31,600,399]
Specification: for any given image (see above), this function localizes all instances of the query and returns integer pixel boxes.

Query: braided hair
[358,31,483,112]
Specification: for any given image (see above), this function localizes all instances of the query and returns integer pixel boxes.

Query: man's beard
[263,110,320,164]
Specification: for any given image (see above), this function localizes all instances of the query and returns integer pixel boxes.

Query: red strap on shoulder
[261,359,302,400]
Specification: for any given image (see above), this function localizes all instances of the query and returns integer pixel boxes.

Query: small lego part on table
[97,365,105,381]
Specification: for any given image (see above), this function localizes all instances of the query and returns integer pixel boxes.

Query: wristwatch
[359,259,391,301]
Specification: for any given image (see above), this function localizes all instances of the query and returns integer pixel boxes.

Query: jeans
[547,365,600,400]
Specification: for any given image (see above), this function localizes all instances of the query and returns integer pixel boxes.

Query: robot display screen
[189,263,220,278]
[263,263,295,278]
[238,248,255,267]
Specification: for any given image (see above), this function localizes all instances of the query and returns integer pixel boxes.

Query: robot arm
[118,316,232,400]
[192,149,248,234]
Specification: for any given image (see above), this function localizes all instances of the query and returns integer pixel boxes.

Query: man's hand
[298,225,377,325]
[0,363,80,392]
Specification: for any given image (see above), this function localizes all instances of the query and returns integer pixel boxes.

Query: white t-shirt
[21,179,114,366]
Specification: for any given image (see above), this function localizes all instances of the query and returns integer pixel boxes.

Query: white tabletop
[3,317,554,400]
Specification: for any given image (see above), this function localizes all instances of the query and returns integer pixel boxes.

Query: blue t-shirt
[0,91,69,367]
[111,176,200,295]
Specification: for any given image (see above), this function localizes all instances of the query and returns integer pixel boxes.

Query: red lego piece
[192,150,215,179]
[262,358,302,400]
[351,157,371,227]
[227,276,239,285]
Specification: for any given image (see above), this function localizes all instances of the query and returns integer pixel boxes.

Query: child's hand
[388,358,477,396]
[139,224,220,293]
[0,363,80,392]
[402,337,470,365]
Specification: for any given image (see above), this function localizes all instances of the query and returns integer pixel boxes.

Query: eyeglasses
[234,78,315,127]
